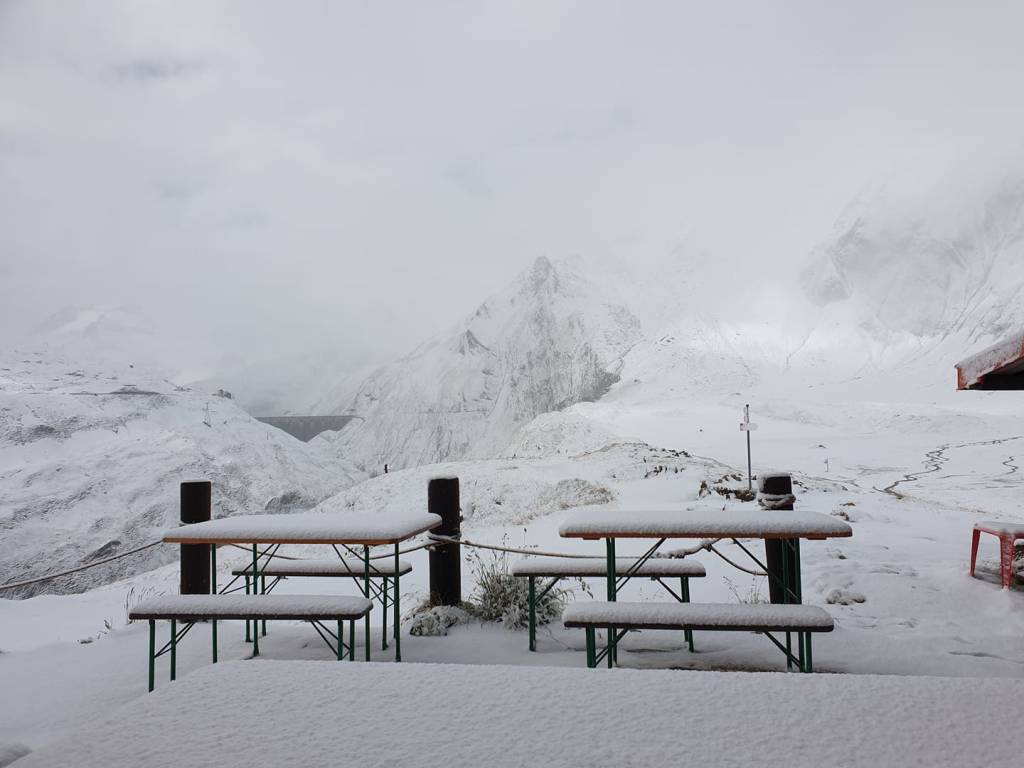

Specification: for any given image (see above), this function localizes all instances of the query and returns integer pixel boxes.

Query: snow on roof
[955,330,1024,389]
[164,512,441,545]
[19,661,1023,768]
[511,556,706,578]
[562,601,834,631]
[559,509,852,540]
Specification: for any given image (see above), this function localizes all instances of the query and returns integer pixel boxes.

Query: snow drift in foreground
[0,352,359,596]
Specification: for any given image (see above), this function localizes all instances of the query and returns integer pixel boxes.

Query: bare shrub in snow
[723,576,767,605]
[407,604,473,637]
[466,542,569,630]
[125,585,159,624]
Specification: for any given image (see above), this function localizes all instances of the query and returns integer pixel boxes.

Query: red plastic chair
[970,521,1024,589]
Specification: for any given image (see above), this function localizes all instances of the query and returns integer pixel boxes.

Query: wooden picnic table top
[559,508,853,541]
[163,512,441,546]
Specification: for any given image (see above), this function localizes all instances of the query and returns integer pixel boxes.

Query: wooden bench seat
[130,594,373,692]
[562,601,834,671]
[512,556,706,652]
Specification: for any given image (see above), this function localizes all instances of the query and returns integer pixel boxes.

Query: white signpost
[740,403,757,490]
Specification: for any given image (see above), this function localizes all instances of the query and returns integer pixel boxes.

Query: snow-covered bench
[513,556,706,651]
[232,558,413,650]
[562,602,834,671]
[129,594,373,692]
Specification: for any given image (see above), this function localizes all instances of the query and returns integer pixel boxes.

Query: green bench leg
[382,577,388,651]
[244,575,252,643]
[804,633,814,673]
[585,627,596,668]
[212,620,218,664]
[681,577,694,652]
[528,576,536,652]
[349,619,356,661]
[170,619,177,681]
[148,620,156,692]
[261,576,267,637]
[337,621,344,660]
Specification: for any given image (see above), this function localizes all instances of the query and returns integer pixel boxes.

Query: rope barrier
[0,527,765,594]
[428,534,596,559]
[0,540,163,592]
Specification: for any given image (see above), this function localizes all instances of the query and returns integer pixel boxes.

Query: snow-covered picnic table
[558,508,853,540]
[164,512,441,546]
[164,511,441,663]
[17,660,1022,768]
[559,508,852,669]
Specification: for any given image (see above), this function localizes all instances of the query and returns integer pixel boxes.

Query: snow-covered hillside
[319,257,642,471]
[801,172,1024,349]
[0,352,360,596]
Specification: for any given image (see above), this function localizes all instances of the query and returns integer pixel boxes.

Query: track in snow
[878,436,1024,499]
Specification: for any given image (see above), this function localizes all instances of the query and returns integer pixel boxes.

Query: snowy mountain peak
[319,257,642,470]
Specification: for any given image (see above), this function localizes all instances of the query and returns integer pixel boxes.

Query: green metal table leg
[606,537,616,668]
[211,544,218,663]
[148,620,155,692]
[393,543,401,662]
[681,577,694,652]
[349,619,355,661]
[252,544,259,647]
[781,539,792,670]
[170,619,177,681]
[585,627,596,668]
[382,577,389,651]
[805,633,813,672]
[337,620,344,660]
[363,545,371,661]
[528,576,536,652]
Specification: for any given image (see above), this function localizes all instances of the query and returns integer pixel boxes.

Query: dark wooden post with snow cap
[180,481,211,595]
[428,476,461,606]
[758,472,798,604]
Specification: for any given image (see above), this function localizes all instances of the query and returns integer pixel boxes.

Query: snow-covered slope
[0,352,360,596]
[800,172,1024,356]
[320,257,642,471]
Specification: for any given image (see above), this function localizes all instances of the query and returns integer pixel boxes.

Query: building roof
[955,331,1024,390]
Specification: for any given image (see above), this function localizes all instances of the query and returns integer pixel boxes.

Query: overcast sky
[2,1,1023,375]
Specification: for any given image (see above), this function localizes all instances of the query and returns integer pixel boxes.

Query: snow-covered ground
[15,660,1024,768]
[2,375,1023,759]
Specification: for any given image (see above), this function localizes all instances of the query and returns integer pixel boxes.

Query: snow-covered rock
[319,257,642,471]
[0,352,359,596]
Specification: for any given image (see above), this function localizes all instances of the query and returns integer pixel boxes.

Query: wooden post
[180,481,211,595]
[428,476,461,606]
[759,472,797,604]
